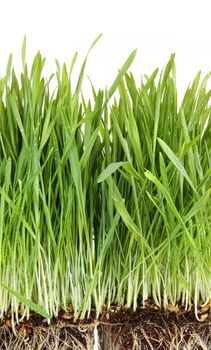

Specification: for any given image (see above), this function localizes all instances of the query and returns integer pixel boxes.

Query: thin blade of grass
[157,137,197,192]
[1,284,50,318]
[108,49,137,99]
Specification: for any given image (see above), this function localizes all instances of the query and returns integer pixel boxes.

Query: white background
[0,0,211,102]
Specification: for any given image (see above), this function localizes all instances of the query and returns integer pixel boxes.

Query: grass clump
[0,37,210,324]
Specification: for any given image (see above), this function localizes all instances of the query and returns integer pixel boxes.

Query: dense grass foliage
[0,38,211,323]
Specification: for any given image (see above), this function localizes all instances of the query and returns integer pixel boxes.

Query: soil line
[0,300,211,349]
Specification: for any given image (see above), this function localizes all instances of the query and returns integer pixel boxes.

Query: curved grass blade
[1,284,50,318]
[144,169,198,252]
[108,49,137,99]
[157,137,197,193]
[97,162,127,183]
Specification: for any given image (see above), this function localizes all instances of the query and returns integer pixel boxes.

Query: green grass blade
[108,49,137,99]
[1,284,50,318]
[22,35,26,69]
[157,137,197,192]
[97,162,127,183]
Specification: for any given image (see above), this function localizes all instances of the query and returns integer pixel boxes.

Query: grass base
[1,302,211,349]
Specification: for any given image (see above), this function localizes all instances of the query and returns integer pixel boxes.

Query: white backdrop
[0,0,211,103]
